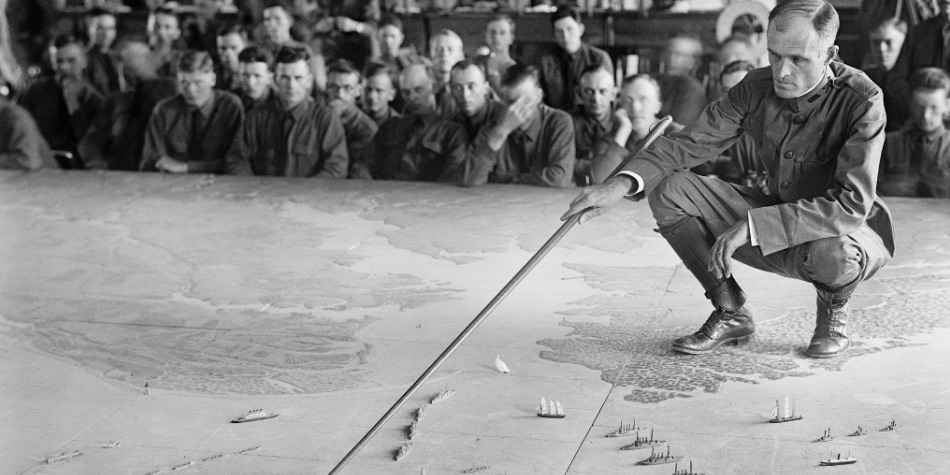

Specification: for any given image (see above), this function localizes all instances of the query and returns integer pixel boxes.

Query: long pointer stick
[328,115,674,475]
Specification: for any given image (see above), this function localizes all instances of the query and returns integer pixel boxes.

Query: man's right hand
[560,176,634,224]
[612,107,633,147]
[498,95,538,134]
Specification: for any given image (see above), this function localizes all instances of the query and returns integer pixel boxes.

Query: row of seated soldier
[1,2,947,198]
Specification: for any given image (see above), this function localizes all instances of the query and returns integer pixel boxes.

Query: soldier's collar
[789,66,834,113]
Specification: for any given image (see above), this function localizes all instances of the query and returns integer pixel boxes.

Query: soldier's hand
[708,218,750,279]
[560,176,633,224]
[499,95,536,133]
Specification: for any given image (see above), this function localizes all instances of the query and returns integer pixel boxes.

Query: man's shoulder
[831,62,882,99]
[153,94,185,114]
[581,43,611,62]
[541,104,573,123]
[213,89,244,110]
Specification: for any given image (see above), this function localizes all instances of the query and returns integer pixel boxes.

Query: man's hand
[336,17,363,33]
[612,107,633,147]
[155,156,188,174]
[560,176,633,224]
[708,218,750,280]
[499,94,539,134]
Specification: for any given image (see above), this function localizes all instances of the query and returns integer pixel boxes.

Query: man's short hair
[86,6,115,20]
[500,63,539,89]
[768,0,839,47]
[621,73,660,93]
[262,0,291,13]
[178,50,215,74]
[550,7,581,26]
[909,67,950,96]
[274,45,310,65]
[53,34,85,50]
[153,6,179,21]
[579,64,612,82]
[489,14,516,34]
[430,29,462,48]
[379,14,404,31]
[873,17,908,36]
[720,60,756,81]
[217,24,247,39]
[450,58,486,78]
[238,46,273,67]
[328,58,360,78]
[400,62,436,83]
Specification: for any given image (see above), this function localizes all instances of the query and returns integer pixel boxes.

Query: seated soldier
[430,29,466,117]
[572,65,618,186]
[227,46,348,177]
[361,61,400,127]
[375,15,422,73]
[539,8,612,112]
[84,7,122,96]
[586,74,683,184]
[19,34,103,164]
[658,34,707,126]
[0,96,53,170]
[863,18,909,132]
[325,59,378,175]
[351,63,467,182]
[310,0,379,71]
[480,14,517,91]
[149,7,185,78]
[261,1,326,91]
[457,64,575,187]
[215,24,248,93]
[879,67,950,198]
[448,59,504,138]
[141,51,244,174]
[79,39,178,171]
[237,46,277,110]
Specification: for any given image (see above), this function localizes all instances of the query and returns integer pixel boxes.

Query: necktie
[189,108,205,164]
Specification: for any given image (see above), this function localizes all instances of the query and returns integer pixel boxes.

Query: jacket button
[780,181,791,190]
[784,151,794,159]
[793,115,806,124]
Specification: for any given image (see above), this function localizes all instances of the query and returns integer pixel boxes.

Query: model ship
[395,442,412,461]
[462,463,491,473]
[606,419,643,437]
[768,397,802,423]
[536,397,565,418]
[672,461,706,475]
[880,419,897,431]
[813,428,834,442]
[848,426,868,437]
[232,409,278,423]
[636,446,683,466]
[819,451,857,466]
[432,389,456,403]
[45,450,82,464]
[619,429,666,450]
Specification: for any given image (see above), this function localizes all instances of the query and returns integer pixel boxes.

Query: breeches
[647,171,890,290]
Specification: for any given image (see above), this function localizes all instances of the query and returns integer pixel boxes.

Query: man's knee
[648,171,704,225]
[801,237,864,288]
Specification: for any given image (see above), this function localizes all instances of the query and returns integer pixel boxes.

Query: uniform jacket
[539,43,612,111]
[621,63,895,258]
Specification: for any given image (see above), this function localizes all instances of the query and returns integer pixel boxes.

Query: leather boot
[659,217,755,355]
[806,282,857,358]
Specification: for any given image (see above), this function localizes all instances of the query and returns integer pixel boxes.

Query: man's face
[263,7,292,43]
[152,13,181,47]
[911,88,950,133]
[363,72,396,116]
[178,70,216,106]
[450,64,490,117]
[53,43,86,80]
[399,65,436,115]
[485,19,513,53]
[579,69,616,119]
[275,60,313,107]
[240,61,273,100]
[869,25,906,71]
[119,42,154,83]
[379,25,404,57]
[619,77,661,129]
[665,37,701,76]
[89,14,117,50]
[719,70,749,94]
[430,35,464,73]
[217,33,246,72]
[501,78,541,129]
[553,17,583,55]
[940,0,950,22]
[767,15,834,99]
[326,71,361,111]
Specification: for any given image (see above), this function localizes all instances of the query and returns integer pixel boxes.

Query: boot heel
[731,335,753,346]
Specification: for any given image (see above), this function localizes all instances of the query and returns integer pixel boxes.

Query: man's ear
[825,45,839,65]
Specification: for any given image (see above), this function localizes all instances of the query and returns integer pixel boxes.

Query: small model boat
[880,419,897,432]
[231,409,278,423]
[395,442,412,461]
[847,426,868,437]
[462,463,491,473]
[672,461,706,475]
[606,419,643,437]
[536,397,565,418]
[619,429,665,450]
[45,450,82,464]
[636,446,683,466]
[813,428,834,442]
[432,389,456,403]
[819,451,857,466]
[769,397,802,423]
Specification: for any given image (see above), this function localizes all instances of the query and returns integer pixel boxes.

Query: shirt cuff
[747,211,759,247]
[614,171,644,196]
